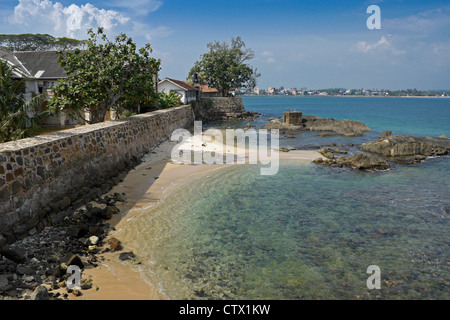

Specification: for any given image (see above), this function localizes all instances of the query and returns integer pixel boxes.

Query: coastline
[240,95,450,98]
[68,139,323,300]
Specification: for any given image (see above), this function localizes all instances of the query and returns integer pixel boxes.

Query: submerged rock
[119,252,136,261]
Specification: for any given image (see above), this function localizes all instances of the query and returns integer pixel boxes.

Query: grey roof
[13,51,66,79]
[0,49,32,78]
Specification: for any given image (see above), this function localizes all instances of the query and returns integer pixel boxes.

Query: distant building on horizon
[267,87,276,95]
[253,88,265,95]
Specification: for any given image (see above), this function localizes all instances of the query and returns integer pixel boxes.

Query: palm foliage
[158,90,181,109]
[0,60,47,143]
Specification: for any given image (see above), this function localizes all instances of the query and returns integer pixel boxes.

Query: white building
[158,78,198,104]
[0,49,82,126]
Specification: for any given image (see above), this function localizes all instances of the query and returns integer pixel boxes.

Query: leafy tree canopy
[0,34,86,51]
[48,28,161,124]
[188,37,260,97]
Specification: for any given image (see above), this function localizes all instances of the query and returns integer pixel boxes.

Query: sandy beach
[67,138,324,300]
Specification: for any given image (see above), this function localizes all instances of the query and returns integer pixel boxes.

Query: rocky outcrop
[262,114,371,137]
[314,131,450,171]
[314,153,391,171]
[359,132,450,159]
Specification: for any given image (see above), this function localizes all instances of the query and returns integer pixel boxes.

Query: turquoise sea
[124,97,449,300]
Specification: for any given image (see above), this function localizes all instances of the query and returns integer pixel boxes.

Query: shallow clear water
[124,160,449,300]
[123,97,449,300]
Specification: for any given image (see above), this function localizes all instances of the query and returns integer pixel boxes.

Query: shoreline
[69,140,323,300]
[240,95,450,98]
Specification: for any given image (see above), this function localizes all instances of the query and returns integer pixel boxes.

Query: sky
[1,0,449,90]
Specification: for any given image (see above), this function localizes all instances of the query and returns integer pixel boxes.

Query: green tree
[0,60,47,142]
[0,34,86,51]
[49,28,160,124]
[188,37,260,97]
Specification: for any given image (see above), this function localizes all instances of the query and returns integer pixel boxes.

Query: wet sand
[69,140,323,300]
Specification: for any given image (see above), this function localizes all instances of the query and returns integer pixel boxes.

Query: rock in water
[119,252,136,261]
[336,154,391,171]
[378,130,392,140]
[359,135,450,158]
[314,153,391,171]
[262,114,371,137]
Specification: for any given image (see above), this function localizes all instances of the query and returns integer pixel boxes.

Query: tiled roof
[161,78,198,91]
[199,84,219,93]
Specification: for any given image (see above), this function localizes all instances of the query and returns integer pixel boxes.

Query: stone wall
[192,97,247,122]
[0,105,194,241]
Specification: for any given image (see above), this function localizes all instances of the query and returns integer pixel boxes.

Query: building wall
[158,81,187,104]
[158,81,198,104]
[0,105,194,240]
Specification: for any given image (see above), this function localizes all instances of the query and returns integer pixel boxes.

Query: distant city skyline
[239,87,449,97]
[1,0,449,90]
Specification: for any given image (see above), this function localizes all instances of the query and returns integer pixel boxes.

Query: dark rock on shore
[30,285,50,300]
[0,181,130,299]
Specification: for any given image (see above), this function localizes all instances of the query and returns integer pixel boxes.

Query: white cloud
[353,36,405,56]
[354,36,390,53]
[10,0,130,37]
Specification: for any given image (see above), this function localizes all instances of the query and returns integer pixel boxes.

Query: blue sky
[1,0,449,90]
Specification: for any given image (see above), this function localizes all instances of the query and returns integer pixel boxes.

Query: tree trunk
[90,107,108,124]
